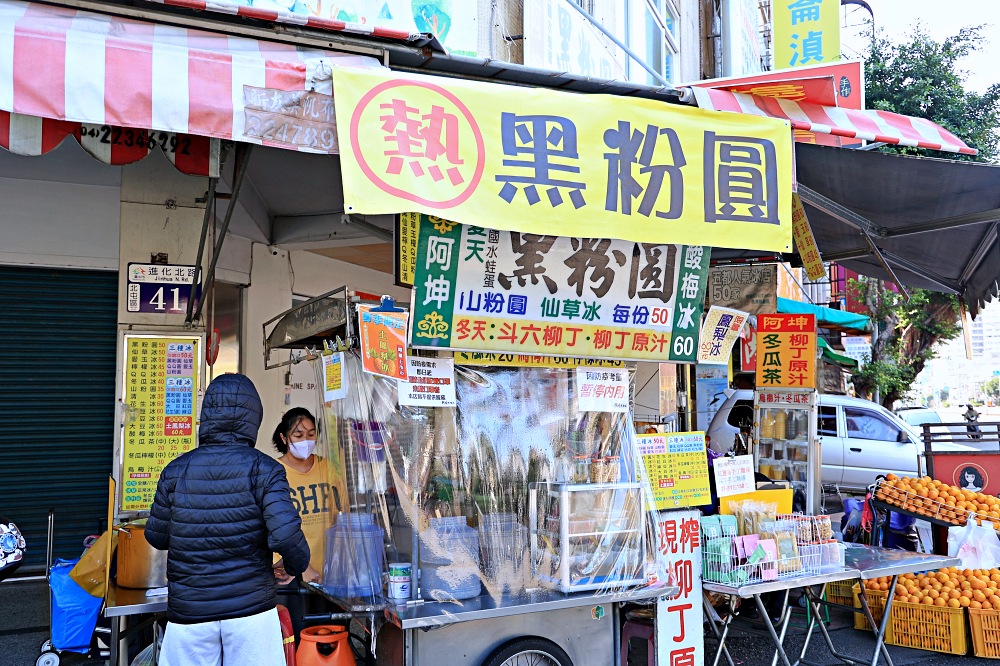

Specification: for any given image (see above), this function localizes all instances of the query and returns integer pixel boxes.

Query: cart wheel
[481,637,573,666]
[35,650,60,666]
[39,639,52,652]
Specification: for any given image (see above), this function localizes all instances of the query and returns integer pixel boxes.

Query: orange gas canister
[296,625,356,666]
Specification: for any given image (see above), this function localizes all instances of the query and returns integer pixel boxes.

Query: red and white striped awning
[690,87,978,156]
[151,0,422,42]
[0,111,219,175]
[0,0,381,175]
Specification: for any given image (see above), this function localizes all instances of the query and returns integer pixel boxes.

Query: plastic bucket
[323,513,385,598]
[420,517,479,566]
[349,421,388,463]
[479,513,528,574]
[421,563,482,601]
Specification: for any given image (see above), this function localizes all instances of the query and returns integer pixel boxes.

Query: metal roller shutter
[0,266,117,570]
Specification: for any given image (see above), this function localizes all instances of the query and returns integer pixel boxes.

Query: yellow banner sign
[333,67,794,253]
[791,194,825,280]
[756,314,816,389]
[454,351,624,368]
[773,0,841,71]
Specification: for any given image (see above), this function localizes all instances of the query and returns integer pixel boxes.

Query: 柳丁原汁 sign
[410,220,711,363]
[756,313,816,388]
[332,67,794,253]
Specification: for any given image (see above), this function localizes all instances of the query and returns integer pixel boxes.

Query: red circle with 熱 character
[349,78,486,209]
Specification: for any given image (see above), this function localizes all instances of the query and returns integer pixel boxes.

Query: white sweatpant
[159,607,286,666]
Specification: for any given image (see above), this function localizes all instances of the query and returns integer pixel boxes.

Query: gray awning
[793,144,1000,315]
[710,143,1000,314]
[263,286,351,369]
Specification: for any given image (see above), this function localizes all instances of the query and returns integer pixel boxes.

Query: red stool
[620,620,655,666]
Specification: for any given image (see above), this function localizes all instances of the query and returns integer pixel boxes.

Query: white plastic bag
[948,518,1000,569]
[129,643,154,666]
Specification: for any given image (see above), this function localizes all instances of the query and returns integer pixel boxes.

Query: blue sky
[841,0,1000,94]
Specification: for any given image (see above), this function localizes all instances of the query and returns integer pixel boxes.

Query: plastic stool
[620,620,654,666]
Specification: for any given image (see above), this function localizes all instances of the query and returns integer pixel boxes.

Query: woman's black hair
[272,407,317,455]
[962,466,985,489]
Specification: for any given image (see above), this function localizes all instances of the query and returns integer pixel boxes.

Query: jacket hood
[198,373,263,447]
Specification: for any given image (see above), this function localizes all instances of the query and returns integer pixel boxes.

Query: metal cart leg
[45,510,54,638]
[795,584,827,666]
[869,577,897,666]
[797,583,880,666]
[703,591,737,666]
[760,590,793,666]
[152,619,161,666]
[109,616,120,666]
[855,578,896,666]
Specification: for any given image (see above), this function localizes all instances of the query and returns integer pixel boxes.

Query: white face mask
[288,439,316,460]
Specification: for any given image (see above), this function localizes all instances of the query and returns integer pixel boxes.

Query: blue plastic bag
[50,558,103,653]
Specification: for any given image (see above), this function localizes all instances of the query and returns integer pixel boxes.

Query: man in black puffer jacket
[147,373,309,666]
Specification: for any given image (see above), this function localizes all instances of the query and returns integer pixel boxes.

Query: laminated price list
[637,432,711,509]
[122,336,200,511]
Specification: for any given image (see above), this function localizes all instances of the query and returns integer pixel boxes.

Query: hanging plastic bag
[951,518,1000,569]
[948,519,978,566]
[130,643,155,666]
[70,530,117,597]
[50,558,104,652]
[972,522,1000,569]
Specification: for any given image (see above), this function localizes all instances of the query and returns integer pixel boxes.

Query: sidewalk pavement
[713,594,981,666]
[3,576,988,666]
[1,577,103,666]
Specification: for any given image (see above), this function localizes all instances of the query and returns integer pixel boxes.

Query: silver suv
[707,390,977,493]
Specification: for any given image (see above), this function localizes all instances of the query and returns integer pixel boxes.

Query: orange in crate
[886,599,967,655]
[825,578,855,608]
[970,607,1000,658]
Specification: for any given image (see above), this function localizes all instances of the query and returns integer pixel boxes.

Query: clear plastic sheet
[308,351,662,611]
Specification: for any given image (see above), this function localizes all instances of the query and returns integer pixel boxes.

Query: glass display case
[528,482,645,593]
[754,390,822,514]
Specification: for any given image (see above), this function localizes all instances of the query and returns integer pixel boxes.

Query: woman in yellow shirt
[271,407,332,585]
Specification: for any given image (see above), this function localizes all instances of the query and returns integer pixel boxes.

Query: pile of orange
[874,474,1000,527]
[864,567,1000,610]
